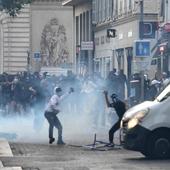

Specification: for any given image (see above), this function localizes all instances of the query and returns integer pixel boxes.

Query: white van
[120,83,170,158]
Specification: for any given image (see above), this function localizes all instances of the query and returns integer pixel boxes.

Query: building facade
[0,6,30,73]
[0,0,74,74]
[157,0,170,74]
[93,0,159,79]
[62,0,93,75]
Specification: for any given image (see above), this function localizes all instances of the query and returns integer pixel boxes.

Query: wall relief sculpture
[40,18,69,67]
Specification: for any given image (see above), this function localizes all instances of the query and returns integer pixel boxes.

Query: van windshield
[156,84,170,102]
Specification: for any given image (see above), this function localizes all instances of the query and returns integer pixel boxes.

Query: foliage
[0,0,32,16]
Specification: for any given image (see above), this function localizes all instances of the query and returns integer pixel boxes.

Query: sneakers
[57,140,66,145]
[106,143,115,147]
[49,137,65,145]
[49,138,55,144]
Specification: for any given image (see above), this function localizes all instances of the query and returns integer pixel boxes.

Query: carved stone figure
[40,18,69,67]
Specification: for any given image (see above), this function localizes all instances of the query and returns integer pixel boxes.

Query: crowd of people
[0,71,50,116]
[0,71,103,117]
[144,72,170,100]
[0,69,169,117]
[0,69,170,145]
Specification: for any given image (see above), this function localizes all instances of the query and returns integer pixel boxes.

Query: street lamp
[139,0,144,39]
[139,0,144,101]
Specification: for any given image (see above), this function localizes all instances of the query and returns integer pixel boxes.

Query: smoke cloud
[0,77,119,144]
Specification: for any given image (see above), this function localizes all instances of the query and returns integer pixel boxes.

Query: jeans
[44,111,63,141]
[109,119,121,143]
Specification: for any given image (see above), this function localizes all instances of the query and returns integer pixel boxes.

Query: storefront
[94,20,137,79]
[94,55,112,78]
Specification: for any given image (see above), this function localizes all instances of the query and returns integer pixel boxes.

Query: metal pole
[140,0,144,26]
[161,51,164,73]
[140,0,144,101]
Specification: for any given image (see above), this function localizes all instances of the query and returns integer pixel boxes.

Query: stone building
[62,0,93,76]
[0,5,30,73]
[62,0,160,79]
[0,0,74,74]
[93,0,159,79]
[157,0,170,74]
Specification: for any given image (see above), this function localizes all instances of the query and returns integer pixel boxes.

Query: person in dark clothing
[1,74,12,111]
[104,91,126,146]
[147,80,160,101]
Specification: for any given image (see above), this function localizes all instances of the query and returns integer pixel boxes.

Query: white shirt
[45,92,69,112]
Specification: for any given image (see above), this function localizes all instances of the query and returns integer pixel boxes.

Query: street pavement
[1,140,170,170]
[0,117,170,170]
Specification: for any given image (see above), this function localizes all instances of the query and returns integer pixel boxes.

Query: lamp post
[139,0,144,101]
[139,0,144,30]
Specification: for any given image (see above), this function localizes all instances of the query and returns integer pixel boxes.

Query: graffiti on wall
[40,18,69,67]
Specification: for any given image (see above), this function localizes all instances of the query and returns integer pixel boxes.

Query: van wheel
[147,132,170,159]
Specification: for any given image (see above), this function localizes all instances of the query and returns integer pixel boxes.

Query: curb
[0,139,13,157]
[0,139,22,170]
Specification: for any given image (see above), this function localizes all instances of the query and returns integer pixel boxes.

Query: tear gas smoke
[0,77,119,144]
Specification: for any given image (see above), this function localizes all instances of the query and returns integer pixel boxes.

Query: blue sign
[135,40,150,57]
[139,22,157,39]
[34,52,41,59]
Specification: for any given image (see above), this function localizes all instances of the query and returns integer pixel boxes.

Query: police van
[120,83,170,158]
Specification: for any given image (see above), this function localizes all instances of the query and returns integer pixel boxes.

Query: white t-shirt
[45,93,69,112]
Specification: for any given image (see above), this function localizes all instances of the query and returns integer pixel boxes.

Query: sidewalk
[0,139,22,170]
